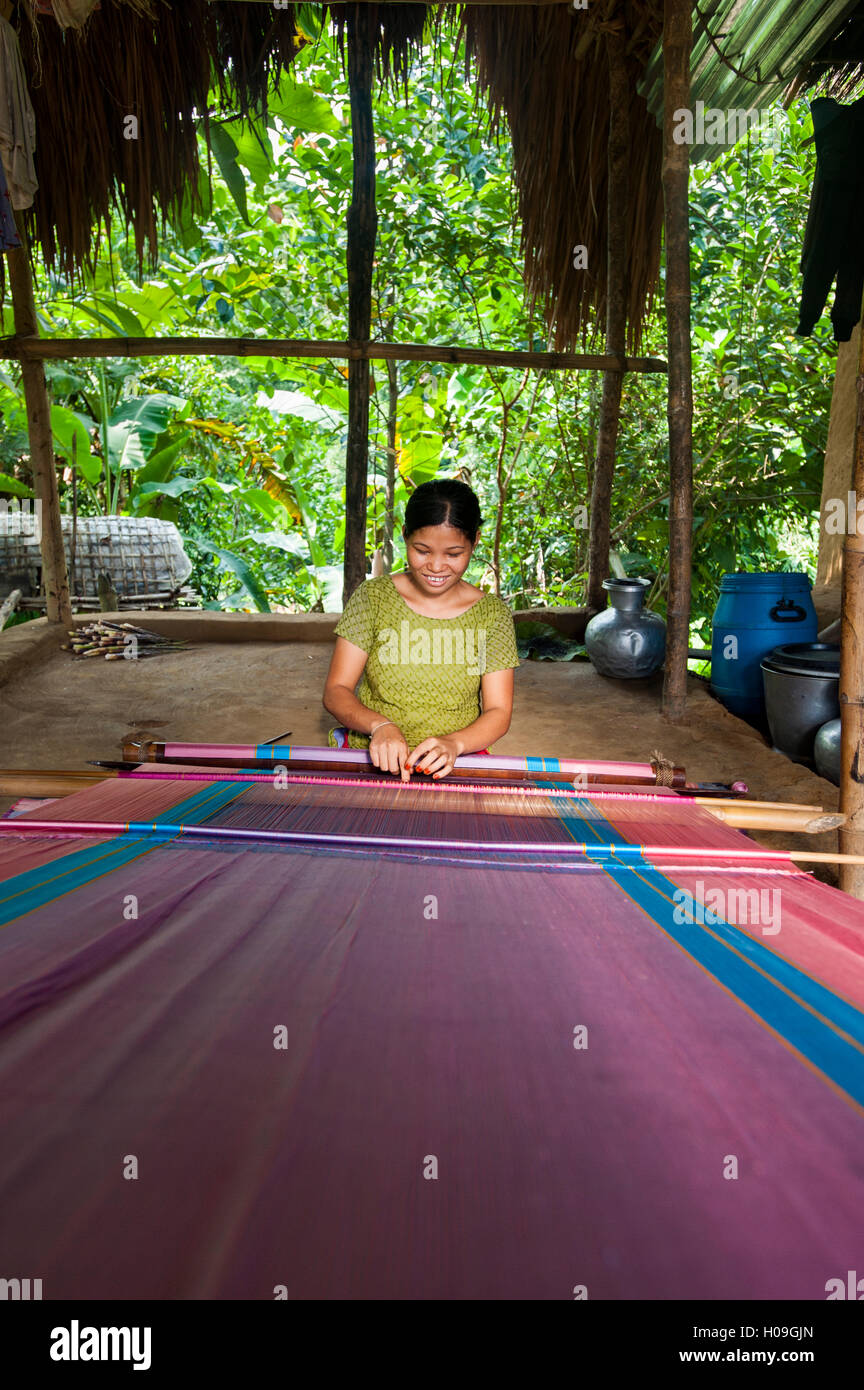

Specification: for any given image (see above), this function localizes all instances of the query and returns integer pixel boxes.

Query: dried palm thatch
[17,0,303,277]
[10,0,666,350]
[327,2,434,88]
[462,0,665,354]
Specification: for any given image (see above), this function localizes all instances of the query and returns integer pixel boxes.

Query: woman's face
[403,523,476,599]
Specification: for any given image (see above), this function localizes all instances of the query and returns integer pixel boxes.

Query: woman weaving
[323,479,519,780]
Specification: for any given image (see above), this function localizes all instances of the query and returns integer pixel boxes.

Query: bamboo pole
[587,26,629,613]
[344,3,377,605]
[660,0,694,724]
[5,212,71,626]
[838,288,864,896]
[0,335,668,374]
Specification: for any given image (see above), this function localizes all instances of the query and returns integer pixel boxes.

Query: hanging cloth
[796,96,864,343]
[0,14,36,210]
[0,147,20,249]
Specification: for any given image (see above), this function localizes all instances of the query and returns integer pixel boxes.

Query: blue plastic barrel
[710,572,818,725]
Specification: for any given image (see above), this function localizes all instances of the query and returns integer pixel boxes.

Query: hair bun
[404,479,482,542]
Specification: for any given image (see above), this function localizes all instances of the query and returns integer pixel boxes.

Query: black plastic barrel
[760,644,840,766]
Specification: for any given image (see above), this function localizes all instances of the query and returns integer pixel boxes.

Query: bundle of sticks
[63,621,191,661]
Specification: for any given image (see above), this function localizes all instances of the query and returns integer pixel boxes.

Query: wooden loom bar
[5,213,71,626]
[660,0,694,724]
[587,24,629,613]
[120,739,687,786]
[0,336,668,374]
[839,287,864,896]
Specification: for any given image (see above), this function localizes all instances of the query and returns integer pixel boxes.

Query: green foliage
[0,24,836,630]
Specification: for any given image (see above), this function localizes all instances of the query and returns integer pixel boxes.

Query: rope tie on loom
[650,750,675,787]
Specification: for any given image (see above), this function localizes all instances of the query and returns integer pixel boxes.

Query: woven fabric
[2,774,864,1298]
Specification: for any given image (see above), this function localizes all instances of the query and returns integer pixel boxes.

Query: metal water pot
[584,578,666,679]
[814,717,842,785]
[760,644,840,766]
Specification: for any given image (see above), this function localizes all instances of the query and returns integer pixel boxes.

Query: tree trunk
[6,212,71,625]
[383,354,398,572]
[660,0,694,724]
[343,3,377,605]
[839,292,864,896]
[586,27,629,613]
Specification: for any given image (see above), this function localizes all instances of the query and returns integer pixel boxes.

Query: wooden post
[839,293,864,895]
[384,354,398,572]
[586,27,629,614]
[660,0,694,723]
[6,212,71,625]
[344,3,377,605]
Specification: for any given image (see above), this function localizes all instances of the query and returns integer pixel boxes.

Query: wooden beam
[0,335,668,374]
[839,294,864,896]
[587,24,629,613]
[344,3,377,606]
[5,214,72,626]
[660,0,694,725]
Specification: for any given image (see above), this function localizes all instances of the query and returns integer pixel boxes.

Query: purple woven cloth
[1,833,863,1299]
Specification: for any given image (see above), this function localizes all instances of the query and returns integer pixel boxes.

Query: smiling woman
[322,479,519,779]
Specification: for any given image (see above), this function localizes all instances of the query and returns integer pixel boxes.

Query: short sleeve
[334,580,376,653]
[482,598,520,673]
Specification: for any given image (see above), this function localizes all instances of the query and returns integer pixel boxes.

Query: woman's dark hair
[403,479,483,543]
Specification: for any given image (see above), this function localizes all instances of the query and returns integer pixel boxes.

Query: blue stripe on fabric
[599,859,864,1106]
[146,781,248,826]
[0,780,250,929]
[255,744,291,761]
[542,786,864,1104]
[0,837,163,929]
[526,756,543,772]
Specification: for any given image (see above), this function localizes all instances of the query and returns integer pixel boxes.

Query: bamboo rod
[700,805,844,834]
[5,213,72,626]
[587,26,629,613]
[660,0,694,725]
[0,770,108,797]
[839,284,864,896]
[0,335,668,374]
[344,2,377,604]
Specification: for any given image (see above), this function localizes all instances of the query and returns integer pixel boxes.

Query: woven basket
[0,511,193,598]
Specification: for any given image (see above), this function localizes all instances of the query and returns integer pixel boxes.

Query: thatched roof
[6,0,667,353]
[8,0,862,351]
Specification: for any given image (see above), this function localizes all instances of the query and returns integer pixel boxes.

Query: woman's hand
[407,734,463,781]
[369,721,411,780]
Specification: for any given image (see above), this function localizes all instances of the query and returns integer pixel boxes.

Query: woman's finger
[418,750,446,774]
[408,739,434,768]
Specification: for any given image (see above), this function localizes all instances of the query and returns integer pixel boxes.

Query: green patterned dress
[331,575,520,749]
